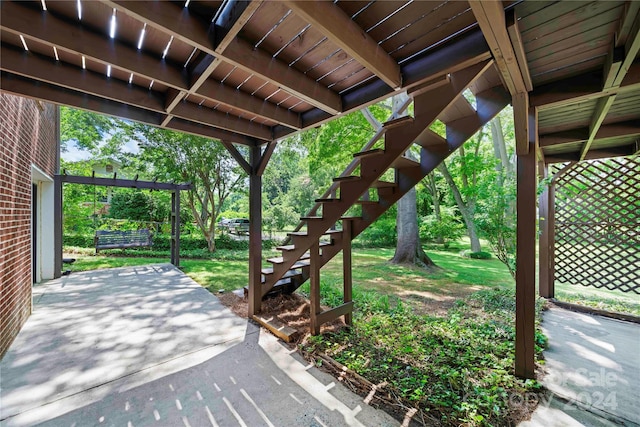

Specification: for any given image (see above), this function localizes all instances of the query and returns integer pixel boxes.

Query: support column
[515,93,537,379]
[538,163,555,298]
[171,190,181,268]
[309,240,321,335]
[53,175,62,279]
[248,144,263,317]
[343,219,353,326]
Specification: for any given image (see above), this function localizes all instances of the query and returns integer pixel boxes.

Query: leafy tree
[60,106,125,154]
[127,124,245,252]
[420,206,465,248]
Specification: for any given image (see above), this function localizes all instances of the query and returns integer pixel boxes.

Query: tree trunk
[391,187,438,269]
[426,173,444,244]
[490,117,510,173]
[438,162,482,252]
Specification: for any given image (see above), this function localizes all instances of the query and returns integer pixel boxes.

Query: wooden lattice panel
[553,156,640,294]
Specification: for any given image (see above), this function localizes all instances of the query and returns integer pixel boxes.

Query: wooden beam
[580,95,616,160]
[223,37,342,114]
[171,101,273,140]
[220,140,251,174]
[109,0,341,115]
[0,1,187,90]
[506,10,533,92]
[530,63,640,109]
[164,117,259,146]
[617,1,640,47]
[613,7,640,87]
[1,71,165,126]
[515,94,536,379]
[0,45,165,113]
[541,120,640,147]
[284,1,401,88]
[256,141,276,177]
[60,174,191,191]
[105,1,213,50]
[514,92,529,155]
[545,144,638,163]
[603,46,624,89]
[197,81,301,129]
[469,0,527,95]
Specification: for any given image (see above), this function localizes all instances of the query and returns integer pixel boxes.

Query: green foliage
[108,191,160,222]
[476,170,517,278]
[353,216,397,247]
[304,286,546,426]
[420,206,465,247]
[460,250,492,260]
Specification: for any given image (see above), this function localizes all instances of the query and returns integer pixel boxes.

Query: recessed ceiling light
[53,46,59,61]
[109,9,117,39]
[19,35,29,51]
[40,0,47,11]
[106,64,111,77]
[137,23,146,50]
[162,36,174,59]
[77,0,82,20]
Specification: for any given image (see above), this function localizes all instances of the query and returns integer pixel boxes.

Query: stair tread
[392,156,420,168]
[371,180,396,188]
[301,216,323,220]
[267,253,311,264]
[382,115,414,129]
[315,198,341,203]
[333,175,360,182]
[276,241,332,251]
[262,267,305,277]
[353,148,384,159]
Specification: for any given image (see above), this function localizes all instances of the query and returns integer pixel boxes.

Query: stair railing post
[309,240,321,335]
[343,219,353,326]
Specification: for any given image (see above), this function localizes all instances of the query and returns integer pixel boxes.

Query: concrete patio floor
[521,306,640,427]
[0,264,397,427]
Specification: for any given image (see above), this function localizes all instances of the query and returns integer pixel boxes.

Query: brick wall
[0,94,58,358]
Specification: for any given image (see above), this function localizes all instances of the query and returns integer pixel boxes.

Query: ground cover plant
[298,279,547,426]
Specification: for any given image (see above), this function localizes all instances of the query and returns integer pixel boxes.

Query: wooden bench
[94,229,153,253]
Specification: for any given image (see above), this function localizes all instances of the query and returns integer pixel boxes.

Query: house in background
[0,94,59,357]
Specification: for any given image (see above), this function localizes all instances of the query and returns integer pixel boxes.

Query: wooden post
[309,240,321,335]
[248,144,263,317]
[343,219,353,326]
[53,174,63,279]
[538,163,554,298]
[174,190,181,268]
[171,191,176,266]
[515,94,536,379]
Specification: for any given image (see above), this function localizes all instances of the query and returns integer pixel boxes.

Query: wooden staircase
[257,60,510,332]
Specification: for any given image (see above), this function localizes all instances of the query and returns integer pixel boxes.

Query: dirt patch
[216,291,346,343]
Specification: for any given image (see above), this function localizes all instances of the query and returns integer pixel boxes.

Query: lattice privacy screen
[553,156,639,294]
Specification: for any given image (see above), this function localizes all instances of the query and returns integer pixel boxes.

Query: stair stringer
[286,83,511,293]
[260,60,495,297]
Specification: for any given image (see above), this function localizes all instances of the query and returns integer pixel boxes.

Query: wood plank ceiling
[1,0,639,163]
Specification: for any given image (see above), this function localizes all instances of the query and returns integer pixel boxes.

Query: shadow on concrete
[521,306,640,427]
[1,264,396,427]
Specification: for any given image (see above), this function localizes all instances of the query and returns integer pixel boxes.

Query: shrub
[420,207,465,248]
[354,217,397,247]
[460,250,492,259]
